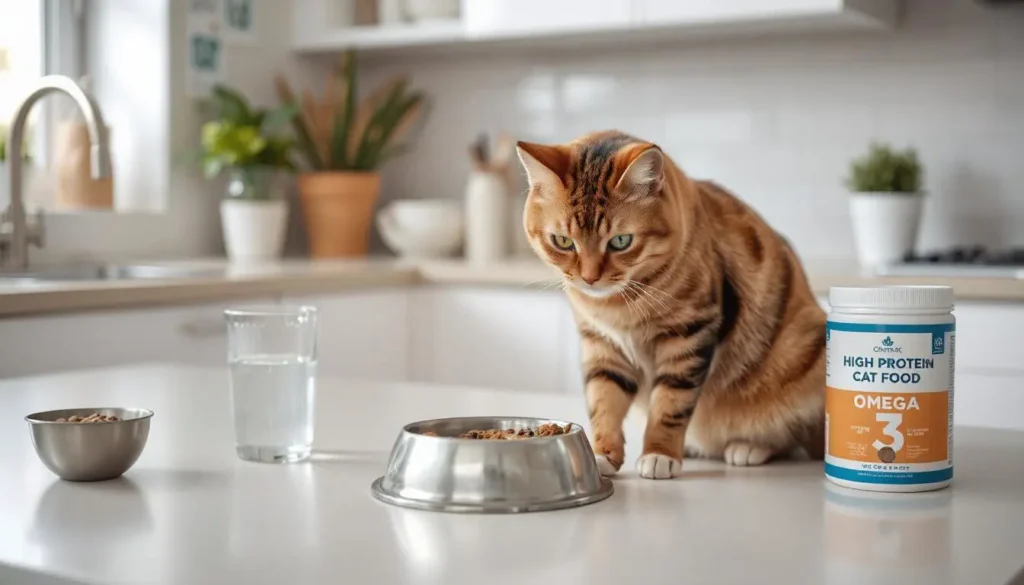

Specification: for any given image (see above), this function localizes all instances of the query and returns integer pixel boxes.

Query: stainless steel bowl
[25,408,154,482]
[371,416,614,513]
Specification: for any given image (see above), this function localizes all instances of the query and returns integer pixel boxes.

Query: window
[0,1,44,169]
[0,0,84,209]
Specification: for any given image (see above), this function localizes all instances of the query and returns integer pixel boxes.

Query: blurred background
[1,0,1023,429]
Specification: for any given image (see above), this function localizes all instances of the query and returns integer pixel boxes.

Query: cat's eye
[608,234,634,252]
[550,234,575,251]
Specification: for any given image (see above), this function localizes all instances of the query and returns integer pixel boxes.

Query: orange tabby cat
[516,130,826,479]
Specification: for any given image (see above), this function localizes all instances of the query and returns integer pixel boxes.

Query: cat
[516,130,826,479]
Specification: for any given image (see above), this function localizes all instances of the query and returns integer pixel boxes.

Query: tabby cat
[516,131,826,479]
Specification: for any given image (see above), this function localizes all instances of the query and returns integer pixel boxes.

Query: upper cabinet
[292,0,898,55]
[462,0,634,37]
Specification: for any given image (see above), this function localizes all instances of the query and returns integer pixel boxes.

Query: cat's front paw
[637,453,682,479]
[595,454,621,476]
[724,442,773,466]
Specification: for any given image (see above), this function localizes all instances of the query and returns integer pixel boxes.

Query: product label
[825,321,955,486]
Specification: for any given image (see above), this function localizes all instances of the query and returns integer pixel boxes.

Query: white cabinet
[410,286,577,395]
[461,0,633,36]
[0,298,277,379]
[283,290,410,382]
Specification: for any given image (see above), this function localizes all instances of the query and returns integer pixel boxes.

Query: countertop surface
[2,364,1024,585]
[2,257,1024,317]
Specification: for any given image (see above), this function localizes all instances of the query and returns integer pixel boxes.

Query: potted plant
[845,142,924,268]
[275,50,426,258]
[194,85,297,262]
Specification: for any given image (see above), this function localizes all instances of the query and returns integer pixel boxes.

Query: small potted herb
[845,142,924,268]
[194,85,297,262]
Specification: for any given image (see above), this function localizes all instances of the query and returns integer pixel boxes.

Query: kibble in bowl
[56,413,121,423]
[418,423,574,439]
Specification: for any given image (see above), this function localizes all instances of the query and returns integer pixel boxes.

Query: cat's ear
[614,146,664,199]
[516,141,570,196]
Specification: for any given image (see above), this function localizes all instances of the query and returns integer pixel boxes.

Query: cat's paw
[724,442,772,466]
[636,453,682,479]
[595,455,621,477]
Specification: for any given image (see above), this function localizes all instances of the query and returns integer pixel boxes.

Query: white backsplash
[367,0,1024,261]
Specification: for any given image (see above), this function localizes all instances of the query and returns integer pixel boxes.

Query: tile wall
[368,0,1024,261]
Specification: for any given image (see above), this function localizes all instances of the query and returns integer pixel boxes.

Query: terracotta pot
[297,171,381,258]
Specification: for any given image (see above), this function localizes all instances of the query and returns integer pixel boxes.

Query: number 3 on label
[873,413,904,453]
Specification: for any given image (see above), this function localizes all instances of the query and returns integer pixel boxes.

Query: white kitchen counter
[3,257,1024,317]
[1,365,1023,584]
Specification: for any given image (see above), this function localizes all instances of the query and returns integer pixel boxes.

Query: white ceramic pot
[377,199,464,258]
[848,192,924,268]
[220,198,288,262]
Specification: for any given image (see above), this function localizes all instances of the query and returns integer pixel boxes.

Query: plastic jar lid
[829,286,954,311]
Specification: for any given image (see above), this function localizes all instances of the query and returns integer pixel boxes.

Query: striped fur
[517,130,826,479]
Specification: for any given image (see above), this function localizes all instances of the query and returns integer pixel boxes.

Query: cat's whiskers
[628,280,681,308]
[625,282,661,320]
[525,278,564,291]
[621,283,651,326]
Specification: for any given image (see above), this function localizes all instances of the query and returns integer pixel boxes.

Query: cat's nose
[582,275,599,285]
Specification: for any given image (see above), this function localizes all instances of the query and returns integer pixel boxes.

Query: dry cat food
[420,423,573,439]
[55,413,120,423]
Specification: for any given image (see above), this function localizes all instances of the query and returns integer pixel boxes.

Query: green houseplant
[845,142,925,269]
[194,84,298,262]
[275,49,426,258]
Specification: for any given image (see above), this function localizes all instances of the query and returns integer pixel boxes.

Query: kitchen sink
[0,263,223,284]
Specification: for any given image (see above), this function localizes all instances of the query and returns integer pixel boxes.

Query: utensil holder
[464,170,507,262]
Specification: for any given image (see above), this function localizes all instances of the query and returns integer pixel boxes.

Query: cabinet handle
[180,319,225,339]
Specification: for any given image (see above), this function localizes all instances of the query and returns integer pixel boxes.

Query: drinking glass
[225,306,318,463]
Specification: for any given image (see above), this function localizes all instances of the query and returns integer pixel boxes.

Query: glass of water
[225,306,317,463]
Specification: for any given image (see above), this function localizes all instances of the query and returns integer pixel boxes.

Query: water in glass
[230,354,316,463]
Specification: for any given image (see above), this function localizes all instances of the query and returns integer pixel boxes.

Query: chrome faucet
[0,75,112,271]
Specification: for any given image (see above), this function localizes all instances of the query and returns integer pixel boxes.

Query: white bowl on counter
[377,199,464,259]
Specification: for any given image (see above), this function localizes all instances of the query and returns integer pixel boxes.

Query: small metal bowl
[371,416,614,513]
[25,408,154,482]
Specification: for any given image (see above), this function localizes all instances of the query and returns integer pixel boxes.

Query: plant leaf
[348,76,404,160]
[261,104,298,135]
[331,50,358,169]
[212,84,254,124]
[362,91,423,169]
[354,79,407,169]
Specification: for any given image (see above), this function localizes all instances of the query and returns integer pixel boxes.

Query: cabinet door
[558,297,585,397]
[461,0,633,36]
[955,371,1024,431]
[413,287,567,394]
[0,298,278,379]
[283,290,410,382]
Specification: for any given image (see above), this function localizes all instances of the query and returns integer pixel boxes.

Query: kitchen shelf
[294,20,466,53]
[291,0,899,56]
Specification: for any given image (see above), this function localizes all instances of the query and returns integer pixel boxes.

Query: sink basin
[0,263,223,284]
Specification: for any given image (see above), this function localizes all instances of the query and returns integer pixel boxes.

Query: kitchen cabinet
[3,287,1023,431]
[0,298,278,379]
[410,286,576,394]
[460,0,634,36]
[283,290,410,382]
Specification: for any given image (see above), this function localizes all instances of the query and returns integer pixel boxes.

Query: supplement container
[825,286,955,492]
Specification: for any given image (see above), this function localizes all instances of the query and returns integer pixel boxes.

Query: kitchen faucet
[0,75,112,271]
